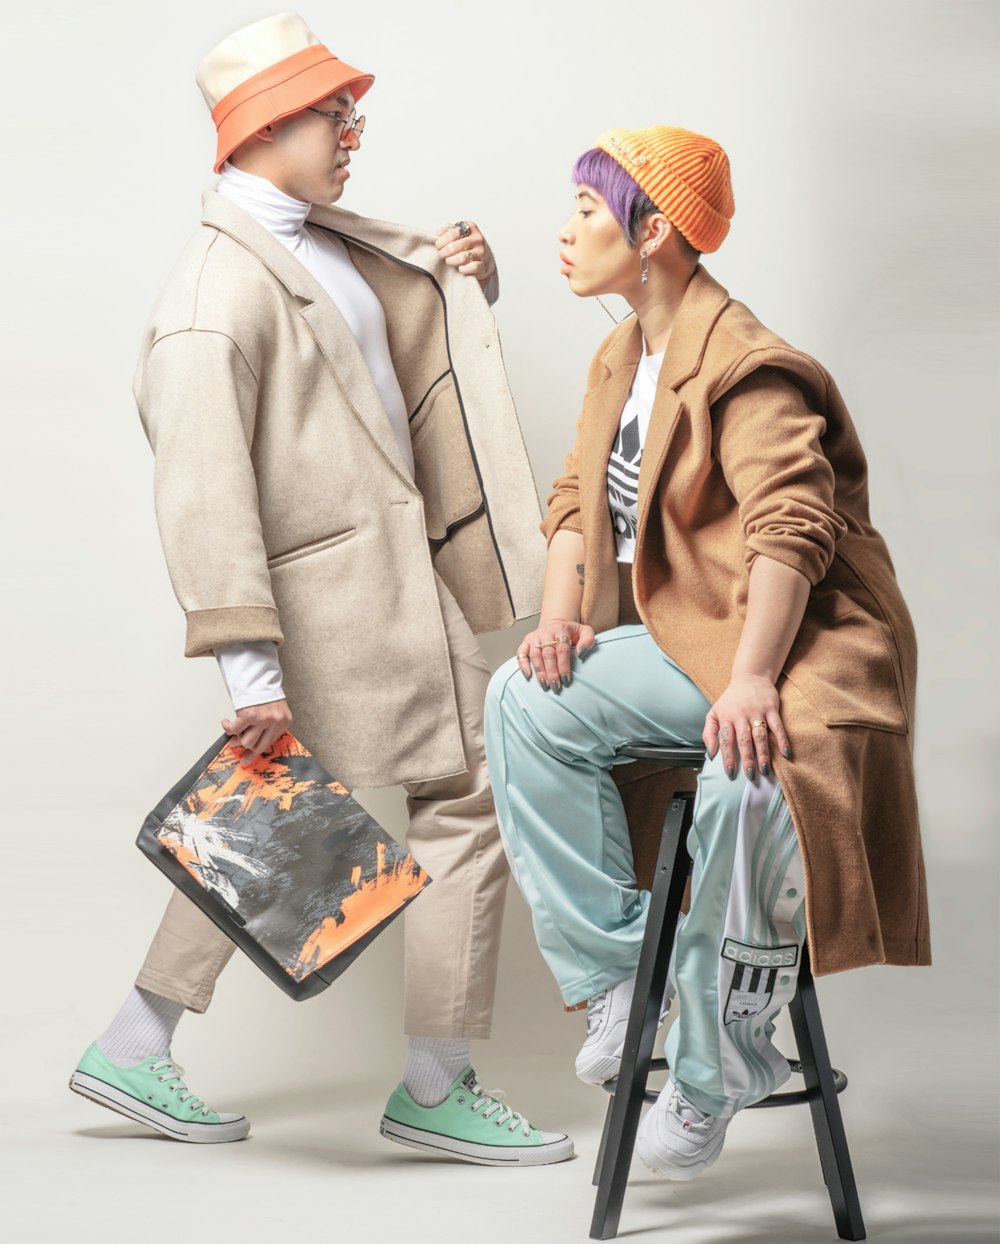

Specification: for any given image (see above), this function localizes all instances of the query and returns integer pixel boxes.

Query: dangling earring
[640,249,650,286]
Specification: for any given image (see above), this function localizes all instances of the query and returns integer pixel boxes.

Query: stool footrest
[616,744,707,767]
[599,1055,848,1107]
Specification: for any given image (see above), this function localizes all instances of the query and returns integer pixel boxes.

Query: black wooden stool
[590,743,866,1241]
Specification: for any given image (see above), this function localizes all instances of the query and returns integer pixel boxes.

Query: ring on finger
[554,634,571,644]
[454,220,472,238]
[751,719,766,728]
[464,249,474,264]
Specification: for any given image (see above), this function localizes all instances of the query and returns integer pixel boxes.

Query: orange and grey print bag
[136,733,431,1000]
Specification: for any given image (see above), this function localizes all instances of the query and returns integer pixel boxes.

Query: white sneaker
[575,974,674,1086]
[636,1079,730,1180]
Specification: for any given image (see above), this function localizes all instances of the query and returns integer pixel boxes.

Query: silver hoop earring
[640,249,650,286]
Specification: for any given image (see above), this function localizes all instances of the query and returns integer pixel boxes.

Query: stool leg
[590,795,693,1240]
[788,946,867,1241]
[592,1096,614,1186]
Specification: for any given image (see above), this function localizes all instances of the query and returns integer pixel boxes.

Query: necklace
[596,296,634,326]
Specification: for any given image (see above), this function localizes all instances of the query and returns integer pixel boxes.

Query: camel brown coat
[542,267,930,976]
[135,191,546,789]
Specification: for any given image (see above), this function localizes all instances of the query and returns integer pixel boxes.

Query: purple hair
[571,148,659,247]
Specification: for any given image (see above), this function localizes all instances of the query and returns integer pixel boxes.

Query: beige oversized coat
[542,267,930,977]
[135,192,546,788]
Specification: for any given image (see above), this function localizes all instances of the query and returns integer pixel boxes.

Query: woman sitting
[484,126,929,1180]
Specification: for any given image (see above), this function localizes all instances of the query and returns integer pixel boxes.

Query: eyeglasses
[307,106,366,139]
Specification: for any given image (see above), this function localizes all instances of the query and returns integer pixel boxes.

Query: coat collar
[200,190,446,296]
[200,190,419,487]
[580,265,732,491]
[595,264,732,392]
[202,189,316,299]
[576,267,732,610]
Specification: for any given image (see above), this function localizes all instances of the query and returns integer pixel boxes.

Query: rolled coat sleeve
[712,366,847,585]
[137,328,283,657]
[540,408,585,544]
[540,347,615,544]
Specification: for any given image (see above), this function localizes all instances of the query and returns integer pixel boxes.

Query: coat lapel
[576,320,641,630]
[584,319,642,513]
[582,269,731,593]
[582,318,646,497]
[635,267,732,525]
[201,191,416,485]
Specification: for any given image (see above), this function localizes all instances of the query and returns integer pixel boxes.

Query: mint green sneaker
[379,1067,573,1167]
[69,1043,249,1143]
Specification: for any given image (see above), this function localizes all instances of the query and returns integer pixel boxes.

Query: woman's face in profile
[558,185,638,300]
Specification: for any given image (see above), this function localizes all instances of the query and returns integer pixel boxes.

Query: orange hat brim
[211,44,374,173]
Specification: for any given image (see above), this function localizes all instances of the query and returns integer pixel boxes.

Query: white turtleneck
[214,162,417,710]
[218,162,414,476]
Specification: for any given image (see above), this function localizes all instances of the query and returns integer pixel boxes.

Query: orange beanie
[595,126,734,253]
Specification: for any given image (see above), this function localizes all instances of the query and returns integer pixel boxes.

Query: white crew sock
[97,987,185,1067]
[403,1037,472,1107]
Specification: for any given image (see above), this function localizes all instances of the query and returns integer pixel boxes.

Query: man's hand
[221,699,293,765]
[435,220,496,284]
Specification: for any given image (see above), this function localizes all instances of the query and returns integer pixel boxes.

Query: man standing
[69,11,572,1167]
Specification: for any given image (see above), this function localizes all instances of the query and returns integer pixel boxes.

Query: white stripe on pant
[484,624,806,1116]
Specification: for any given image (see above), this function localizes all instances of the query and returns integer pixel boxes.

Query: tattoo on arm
[576,563,585,587]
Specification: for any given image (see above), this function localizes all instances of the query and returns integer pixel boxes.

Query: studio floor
[7,1050,996,1244]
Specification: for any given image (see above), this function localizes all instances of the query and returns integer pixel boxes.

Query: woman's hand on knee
[515,620,595,692]
[702,675,790,780]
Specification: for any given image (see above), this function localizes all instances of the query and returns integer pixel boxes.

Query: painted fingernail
[782,746,792,759]
[522,666,531,680]
[561,674,570,687]
[551,681,561,695]
[726,766,736,780]
[761,762,770,776]
[577,647,590,661]
[747,767,756,781]
[539,680,549,692]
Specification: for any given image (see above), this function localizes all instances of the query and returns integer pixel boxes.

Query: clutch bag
[136,732,431,1000]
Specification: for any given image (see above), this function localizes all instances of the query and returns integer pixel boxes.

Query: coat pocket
[781,589,909,733]
[266,528,358,570]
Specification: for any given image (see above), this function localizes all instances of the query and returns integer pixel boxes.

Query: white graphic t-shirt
[608,348,665,563]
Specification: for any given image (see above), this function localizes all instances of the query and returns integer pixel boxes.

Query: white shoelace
[586,978,673,1040]
[585,990,609,1038]
[668,1086,714,1130]
[149,1058,211,1116]
[469,1085,532,1137]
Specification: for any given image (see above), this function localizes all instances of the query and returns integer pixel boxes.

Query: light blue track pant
[484,625,807,1117]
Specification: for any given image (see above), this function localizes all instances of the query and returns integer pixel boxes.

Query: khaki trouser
[136,575,507,1039]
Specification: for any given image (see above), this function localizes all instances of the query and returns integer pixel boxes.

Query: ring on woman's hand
[454,220,472,237]
[464,250,474,264]
[751,719,766,727]
[555,635,571,644]
[538,641,558,649]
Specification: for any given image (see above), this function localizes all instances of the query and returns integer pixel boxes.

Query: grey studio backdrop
[2,1,997,1242]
